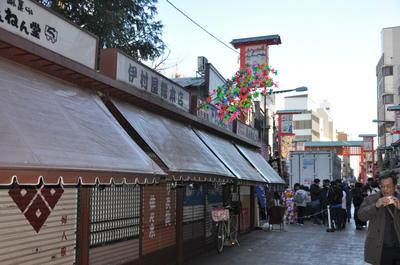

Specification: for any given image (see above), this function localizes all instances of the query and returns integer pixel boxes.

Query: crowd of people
[274,173,400,265]
[278,177,382,230]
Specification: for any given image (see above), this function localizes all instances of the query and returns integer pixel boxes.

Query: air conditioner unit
[197,56,208,73]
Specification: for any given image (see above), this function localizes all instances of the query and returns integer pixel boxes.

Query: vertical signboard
[245,44,267,65]
[281,114,293,134]
[142,183,176,256]
[359,134,376,182]
[363,137,373,152]
[0,0,97,69]
[396,111,400,133]
[230,35,281,70]
[302,155,315,185]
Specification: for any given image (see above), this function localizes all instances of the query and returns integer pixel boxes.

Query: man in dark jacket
[352,182,366,230]
[362,177,374,196]
[310,178,322,225]
[320,180,330,226]
[327,180,343,230]
[358,171,400,265]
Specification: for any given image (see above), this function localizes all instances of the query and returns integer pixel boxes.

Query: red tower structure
[230,35,282,70]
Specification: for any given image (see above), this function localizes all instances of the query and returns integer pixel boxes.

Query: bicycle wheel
[216,222,224,253]
[230,215,238,244]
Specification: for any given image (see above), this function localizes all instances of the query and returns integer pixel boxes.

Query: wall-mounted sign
[297,142,305,151]
[396,111,400,133]
[0,0,98,69]
[363,137,373,151]
[230,35,281,69]
[281,114,293,134]
[245,44,267,65]
[236,120,259,143]
[194,98,232,131]
[387,106,400,134]
[276,110,301,159]
[116,51,190,111]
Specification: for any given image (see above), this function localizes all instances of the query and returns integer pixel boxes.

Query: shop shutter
[182,183,206,260]
[142,183,176,265]
[88,184,140,265]
[0,183,77,264]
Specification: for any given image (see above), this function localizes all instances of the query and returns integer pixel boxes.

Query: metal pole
[326,205,334,232]
[263,96,266,143]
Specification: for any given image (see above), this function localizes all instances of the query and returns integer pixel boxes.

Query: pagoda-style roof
[231,35,281,48]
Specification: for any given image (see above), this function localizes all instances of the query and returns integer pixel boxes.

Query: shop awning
[193,129,267,185]
[234,144,286,184]
[0,58,165,185]
[110,98,234,183]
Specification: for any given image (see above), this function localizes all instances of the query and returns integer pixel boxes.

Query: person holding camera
[358,171,400,265]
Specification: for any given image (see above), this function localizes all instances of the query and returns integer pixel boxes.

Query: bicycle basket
[225,201,242,215]
[212,209,229,222]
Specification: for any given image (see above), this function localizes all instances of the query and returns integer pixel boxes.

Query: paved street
[185,218,368,265]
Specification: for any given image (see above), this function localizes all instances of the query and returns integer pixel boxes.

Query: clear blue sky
[154,0,400,141]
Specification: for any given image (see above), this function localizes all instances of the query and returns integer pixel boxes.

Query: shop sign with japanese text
[236,120,258,143]
[196,98,233,131]
[0,0,97,69]
[116,52,190,112]
[245,44,267,65]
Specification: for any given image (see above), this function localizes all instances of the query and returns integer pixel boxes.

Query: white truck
[289,150,342,188]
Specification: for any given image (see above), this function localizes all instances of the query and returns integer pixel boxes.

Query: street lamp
[372,119,394,123]
[262,86,308,158]
[269,86,308,94]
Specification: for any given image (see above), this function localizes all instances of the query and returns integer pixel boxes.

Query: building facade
[376,26,400,147]
[284,94,336,142]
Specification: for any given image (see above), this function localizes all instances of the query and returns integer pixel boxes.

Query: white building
[284,94,336,142]
[376,26,400,147]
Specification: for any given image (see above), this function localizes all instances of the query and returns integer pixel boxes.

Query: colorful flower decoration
[204,62,278,126]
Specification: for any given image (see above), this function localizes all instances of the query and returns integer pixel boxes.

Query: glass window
[382,66,393,76]
[383,94,393,104]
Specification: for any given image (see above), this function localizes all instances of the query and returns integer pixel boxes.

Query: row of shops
[0,1,285,264]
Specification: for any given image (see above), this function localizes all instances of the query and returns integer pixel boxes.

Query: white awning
[194,129,267,184]
[234,144,286,184]
[111,98,234,182]
[0,58,165,185]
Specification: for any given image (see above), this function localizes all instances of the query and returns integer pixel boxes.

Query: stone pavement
[185,218,369,265]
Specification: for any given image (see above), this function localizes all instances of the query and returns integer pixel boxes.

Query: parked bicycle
[212,201,241,253]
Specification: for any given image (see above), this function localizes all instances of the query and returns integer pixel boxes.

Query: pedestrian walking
[352,182,366,230]
[340,184,347,229]
[358,170,400,265]
[344,181,353,223]
[310,178,322,225]
[294,185,309,226]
